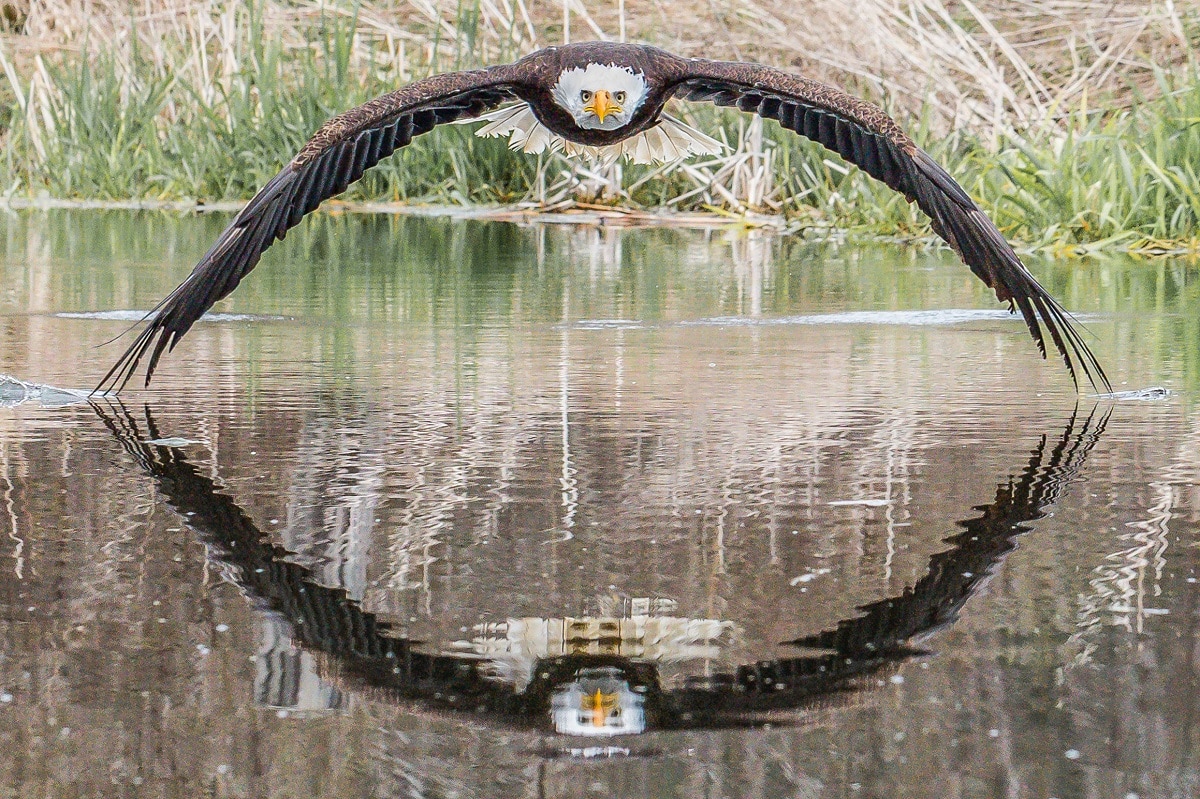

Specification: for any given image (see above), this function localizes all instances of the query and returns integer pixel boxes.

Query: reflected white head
[551,63,648,131]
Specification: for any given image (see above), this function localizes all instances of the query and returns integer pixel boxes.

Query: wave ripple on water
[683,309,1022,327]
[54,310,287,322]
[0,375,92,408]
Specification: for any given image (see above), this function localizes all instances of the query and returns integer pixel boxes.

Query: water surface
[1,210,1198,798]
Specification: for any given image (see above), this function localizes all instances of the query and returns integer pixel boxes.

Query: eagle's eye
[615,91,626,104]
[580,90,592,102]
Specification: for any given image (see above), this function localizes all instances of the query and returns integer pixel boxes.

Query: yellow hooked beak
[584,89,620,123]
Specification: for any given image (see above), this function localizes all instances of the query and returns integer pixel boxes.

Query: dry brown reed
[6,0,1195,130]
[0,0,1197,217]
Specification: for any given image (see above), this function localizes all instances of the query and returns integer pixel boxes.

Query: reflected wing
[670,407,1109,725]
[789,404,1108,657]
[92,399,518,716]
[98,70,520,392]
[675,61,1109,391]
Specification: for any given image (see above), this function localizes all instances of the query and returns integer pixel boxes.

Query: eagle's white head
[551,63,648,130]
[464,57,722,163]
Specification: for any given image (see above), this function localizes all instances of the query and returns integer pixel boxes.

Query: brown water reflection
[1,210,1199,798]
[92,399,1107,739]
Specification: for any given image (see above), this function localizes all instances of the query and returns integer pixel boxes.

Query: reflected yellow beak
[584,90,620,123]
[590,690,607,727]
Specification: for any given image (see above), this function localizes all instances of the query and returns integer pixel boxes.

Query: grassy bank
[0,1,1198,252]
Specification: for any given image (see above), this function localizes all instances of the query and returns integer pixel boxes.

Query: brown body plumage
[98,41,1108,393]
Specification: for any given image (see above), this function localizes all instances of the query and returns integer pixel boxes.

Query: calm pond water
[0,209,1198,798]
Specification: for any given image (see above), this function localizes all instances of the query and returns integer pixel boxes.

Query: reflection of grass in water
[0,1,1198,249]
[3,210,1197,390]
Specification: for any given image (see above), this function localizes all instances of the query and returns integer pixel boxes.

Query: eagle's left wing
[673,60,1108,392]
[97,69,522,393]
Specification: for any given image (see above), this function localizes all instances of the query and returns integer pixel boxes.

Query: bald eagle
[97,41,1108,393]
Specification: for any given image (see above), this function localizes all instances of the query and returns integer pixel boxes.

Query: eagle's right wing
[674,59,1109,392]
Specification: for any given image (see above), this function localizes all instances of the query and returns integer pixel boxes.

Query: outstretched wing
[98,70,520,393]
[674,60,1108,392]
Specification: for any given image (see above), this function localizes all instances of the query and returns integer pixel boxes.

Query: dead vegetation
[5,0,1195,131]
[0,1,1197,243]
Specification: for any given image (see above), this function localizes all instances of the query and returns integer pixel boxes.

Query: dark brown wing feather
[97,69,520,393]
[675,61,1109,392]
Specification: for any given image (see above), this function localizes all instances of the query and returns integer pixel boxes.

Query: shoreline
[0,195,781,226]
[2,196,1195,256]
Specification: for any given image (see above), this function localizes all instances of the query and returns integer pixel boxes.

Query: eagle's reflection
[552,666,645,736]
[95,402,1106,737]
